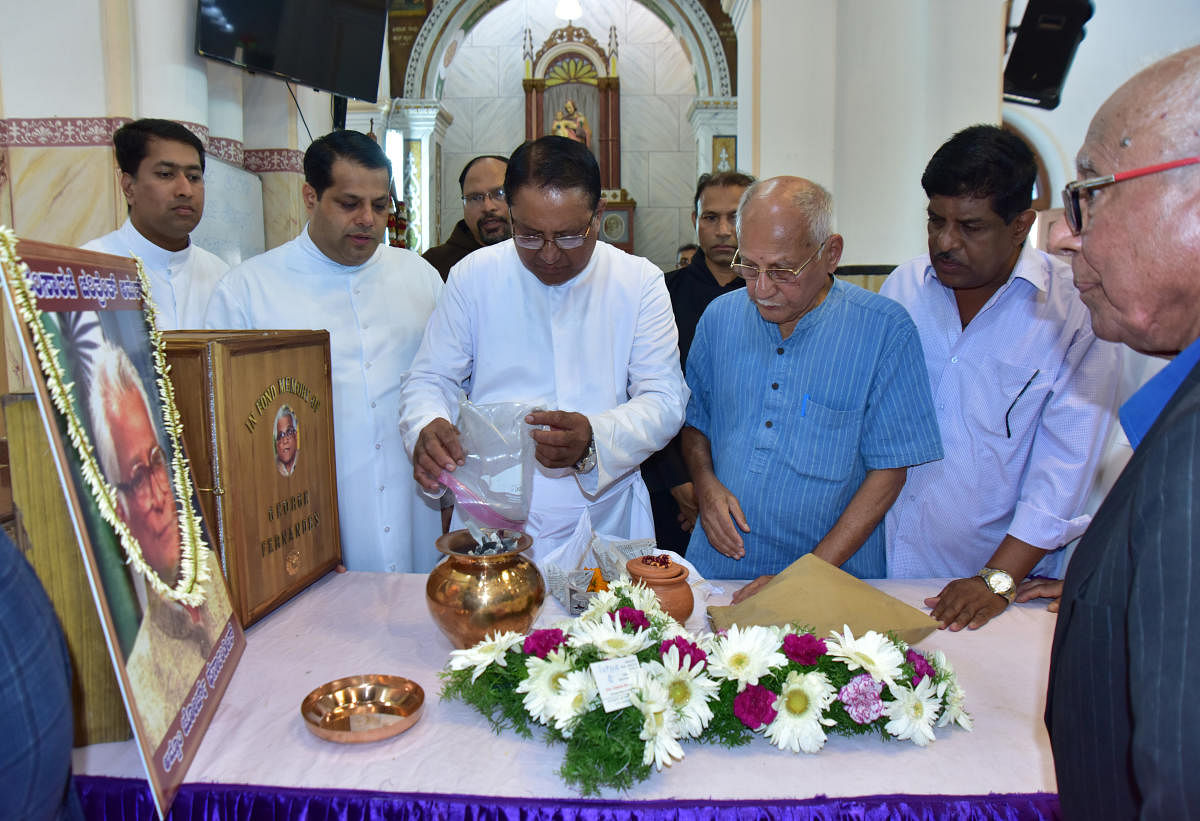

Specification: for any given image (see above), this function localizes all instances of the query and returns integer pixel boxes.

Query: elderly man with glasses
[880,125,1120,631]
[400,135,688,561]
[1042,45,1200,818]
[680,177,941,602]
[422,155,512,281]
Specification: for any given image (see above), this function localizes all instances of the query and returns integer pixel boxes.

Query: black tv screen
[196,0,387,102]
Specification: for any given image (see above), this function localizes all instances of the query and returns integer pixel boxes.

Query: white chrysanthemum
[643,645,718,738]
[547,669,598,736]
[446,630,525,682]
[825,625,905,686]
[578,589,621,623]
[629,671,685,770]
[516,648,574,724]
[610,577,664,615]
[570,616,654,658]
[924,650,972,730]
[764,670,837,754]
[884,676,942,746]
[705,624,788,692]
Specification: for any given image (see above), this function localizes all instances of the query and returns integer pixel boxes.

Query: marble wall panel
[439,97,474,156]
[443,46,500,99]
[619,151,648,205]
[9,146,117,247]
[473,98,525,156]
[260,172,305,251]
[438,150,473,245]
[625,1,674,45]
[467,1,528,47]
[616,43,654,99]
[647,151,696,208]
[619,96,679,152]
[634,206,683,273]
[0,147,13,230]
[655,42,696,96]
[191,157,264,268]
[678,209,698,244]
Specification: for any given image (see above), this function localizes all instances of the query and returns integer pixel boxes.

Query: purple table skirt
[75,775,1060,820]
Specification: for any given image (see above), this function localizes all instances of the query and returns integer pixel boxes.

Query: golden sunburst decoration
[546,56,599,87]
[0,226,210,606]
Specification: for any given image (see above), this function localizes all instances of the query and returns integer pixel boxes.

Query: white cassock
[205,226,444,572]
[82,218,229,330]
[398,240,689,563]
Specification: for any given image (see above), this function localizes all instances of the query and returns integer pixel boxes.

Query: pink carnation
[733,683,778,730]
[660,636,707,670]
[615,607,651,631]
[523,628,567,658]
[782,632,827,665]
[907,649,936,686]
[839,674,884,724]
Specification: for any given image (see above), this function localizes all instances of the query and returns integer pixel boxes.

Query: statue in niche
[550,99,592,148]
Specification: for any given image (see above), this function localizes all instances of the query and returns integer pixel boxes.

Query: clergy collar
[116,218,192,275]
[297,223,384,273]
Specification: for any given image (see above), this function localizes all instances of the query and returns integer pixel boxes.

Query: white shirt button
[384,526,390,533]
[375,443,381,450]
[950,356,959,363]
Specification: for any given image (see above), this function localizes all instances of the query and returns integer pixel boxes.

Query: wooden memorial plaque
[163,331,342,627]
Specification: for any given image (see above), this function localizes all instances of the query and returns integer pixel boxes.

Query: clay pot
[426,530,546,649]
[626,556,693,623]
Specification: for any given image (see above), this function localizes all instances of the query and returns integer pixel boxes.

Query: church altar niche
[523,23,635,253]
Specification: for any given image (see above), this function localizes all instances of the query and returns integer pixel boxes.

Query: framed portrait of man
[0,233,244,818]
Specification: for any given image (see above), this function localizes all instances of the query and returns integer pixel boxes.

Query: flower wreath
[0,227,210,606]
[441,577,971,795]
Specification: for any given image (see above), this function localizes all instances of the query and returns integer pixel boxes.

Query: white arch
[402,0,732,101]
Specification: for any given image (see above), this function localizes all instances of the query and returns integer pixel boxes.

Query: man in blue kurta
[681,177,942,600]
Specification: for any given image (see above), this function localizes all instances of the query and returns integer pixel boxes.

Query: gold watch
[977,567,1016,603]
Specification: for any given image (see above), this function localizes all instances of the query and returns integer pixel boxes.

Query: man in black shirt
[643,171,755,553]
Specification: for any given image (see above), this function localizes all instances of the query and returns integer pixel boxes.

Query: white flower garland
[0,227,210,606]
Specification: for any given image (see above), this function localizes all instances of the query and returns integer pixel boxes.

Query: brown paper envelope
[707,553,938,645]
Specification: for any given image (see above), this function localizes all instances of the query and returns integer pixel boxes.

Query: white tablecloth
[74,572,1058,800]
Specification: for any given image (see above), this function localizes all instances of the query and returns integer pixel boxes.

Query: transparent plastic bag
[438,397,538,531]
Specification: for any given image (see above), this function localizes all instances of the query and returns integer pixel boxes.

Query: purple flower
[782,632,827,666]
[907,649,936,686]
[838,674,884,724]
[660,636,708,670]
[733,683,778,730]
[523,628,567,658]
[615,607,651,631]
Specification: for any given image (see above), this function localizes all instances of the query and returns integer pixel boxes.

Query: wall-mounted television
[195,0,388,103]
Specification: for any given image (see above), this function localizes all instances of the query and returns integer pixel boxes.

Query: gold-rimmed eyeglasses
[511,211,597,251]
[731,238,828,284]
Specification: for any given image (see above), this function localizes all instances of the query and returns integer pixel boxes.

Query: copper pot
[626,556,693,623]
[426,530,546,649]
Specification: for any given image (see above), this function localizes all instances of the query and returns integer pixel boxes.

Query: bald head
[736,176,834,245]
[1064,45,1200,356]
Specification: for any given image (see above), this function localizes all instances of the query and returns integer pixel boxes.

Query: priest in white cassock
[205,130,443,572]
[83,119,228,329]
[399,135,689,562]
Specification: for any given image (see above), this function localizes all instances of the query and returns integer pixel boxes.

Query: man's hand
[1015,577,1063,613]
[526,410,591,469]
[925,576,1009,631]
[693,476,750,558]
[413,418,464,491]
[670,482,698,532]
[731,574,774,605]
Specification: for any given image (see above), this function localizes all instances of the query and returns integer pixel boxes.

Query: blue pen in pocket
[801,393,809,418]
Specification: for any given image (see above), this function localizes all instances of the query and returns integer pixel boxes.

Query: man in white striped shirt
[882,125,1120,630]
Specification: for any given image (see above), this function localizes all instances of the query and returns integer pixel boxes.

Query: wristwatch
[574,433,597,473]
[977,567,1016,603]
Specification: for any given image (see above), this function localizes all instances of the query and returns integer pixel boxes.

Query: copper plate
[300,674,424,743]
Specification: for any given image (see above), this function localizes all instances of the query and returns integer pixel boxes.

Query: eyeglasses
[1061,156,1200,235]
[731,238,828,284]
[511,211,597,251]
[116,445,170,505]
[276,426,297,443]
[462,187,506,206]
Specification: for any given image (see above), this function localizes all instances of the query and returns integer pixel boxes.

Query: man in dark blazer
[1045,44,1200,818]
